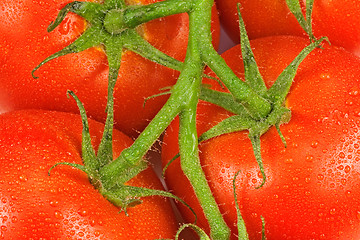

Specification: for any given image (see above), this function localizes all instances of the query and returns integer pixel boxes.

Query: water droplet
[94,230,101,237]
[330,208,336,215]
[344,165,351,173]
[18,175,28,182]
[317,174,324,180]
[345,99,353,106]
[341,178,347,185]
[337,165,344,170]
[311,141,319,148]
[78,208,88,217]
[285,158,293,164]
[11,216,18,223]
[339,152,346,159]
[306,155,314,162]
[49,200,59,207]
[349,88,359,95]
[54,210,63,219]
[320,73,330,79]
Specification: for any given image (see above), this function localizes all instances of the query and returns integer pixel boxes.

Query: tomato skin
[0,110,178,239]
[0,0,220,137]
[162,36,360,239]
[216,0,360,56]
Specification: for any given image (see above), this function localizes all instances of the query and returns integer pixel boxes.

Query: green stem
[123,0,193,28]
[99,48,197,188]
[176,1,230,239]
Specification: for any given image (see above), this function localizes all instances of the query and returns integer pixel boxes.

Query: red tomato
[216,0,360,56]
[0,0,220,137]
[0,109,179,239]
[162,36,360,239]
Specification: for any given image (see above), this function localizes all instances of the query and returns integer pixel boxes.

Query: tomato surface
[216,0,360,56]
[0,0,220,137]
[162,36,360,239]
[0,110,179,239]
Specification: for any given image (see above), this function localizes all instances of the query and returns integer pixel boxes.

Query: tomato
[216,0,360,56]
[162,36,360,239]
[0,0,220,138]
[0,109,179,239]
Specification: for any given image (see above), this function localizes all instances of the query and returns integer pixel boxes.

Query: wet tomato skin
[216,0,360,56]
[162,36,360,239]
[0,110,178,239]
[0,0,220,138]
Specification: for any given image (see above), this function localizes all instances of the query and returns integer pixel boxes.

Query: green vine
[33,0,325,239]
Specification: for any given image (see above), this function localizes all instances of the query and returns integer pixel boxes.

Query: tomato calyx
[198,5,326,188]
[31,0,193,80]
[45,90,195,215]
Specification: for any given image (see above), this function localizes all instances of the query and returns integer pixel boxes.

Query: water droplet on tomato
[311,141,319,148]
[317,174,324,180]
[349,88,359,96]
[320,73,330,79]
[329,208,336,215]
[319,233,326,239]
[341,178,347,185]
[344,165,351,173]
[11,216,18,223]
[18,175,28,182]
[306,155,314,162]
[78,208,88,217]
[49,200,59,207]
[285,158,293,164]
[54,210,63,219]
[345,99,353,106]
[94,230,101,237]
[339,152,346,159]
[337,165,344,170]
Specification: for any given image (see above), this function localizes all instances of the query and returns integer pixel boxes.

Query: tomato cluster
[1,0,360,239]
